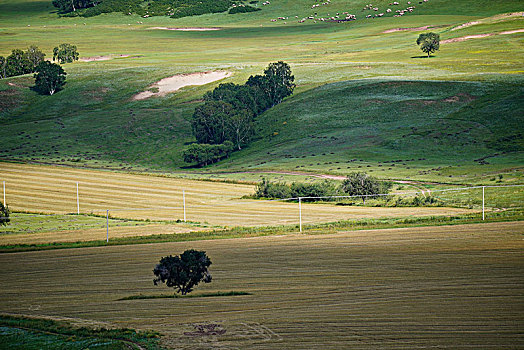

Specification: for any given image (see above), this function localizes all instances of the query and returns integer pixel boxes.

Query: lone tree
[153,249,212,295]
[341,172,391,204]
[0,202,10,226]
[34,61,66,95]
[53,43,79,64]
[417,32,440,58]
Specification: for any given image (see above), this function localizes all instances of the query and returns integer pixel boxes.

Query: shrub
[0,201,10,226]
[183,141,234,167]
[254,178,292,199]
[229,5,261,14]
[341,172,392,204]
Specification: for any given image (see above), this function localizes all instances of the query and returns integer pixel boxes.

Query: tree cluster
[153,249,212,295]
[186,61,295,167]
[0,46,45,79]
[52,0,239,18]
[253,172,392,203]
[52,43,79,64]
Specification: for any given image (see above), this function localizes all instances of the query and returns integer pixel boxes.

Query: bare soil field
[0,221,522,349]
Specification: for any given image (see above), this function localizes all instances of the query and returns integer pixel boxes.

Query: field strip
[1,162,473,227]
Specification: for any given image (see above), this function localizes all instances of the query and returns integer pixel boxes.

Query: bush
[229,5,261,14]
[183,141,234,167]
[255,178,292,199]
[341,172,391,204]
[170,0,232,18]
[0,201,10,226]
[290,180,338,201]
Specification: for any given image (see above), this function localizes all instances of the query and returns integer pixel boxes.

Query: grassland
[0,221,522,349]
[0,0,522,183]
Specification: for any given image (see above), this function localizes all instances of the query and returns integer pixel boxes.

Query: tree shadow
[411,55,435,58]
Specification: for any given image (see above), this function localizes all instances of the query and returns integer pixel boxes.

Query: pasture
[0,0,522,181]
[0,162,483,245]
[0,221,522,349]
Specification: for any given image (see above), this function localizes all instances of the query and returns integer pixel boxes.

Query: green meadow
[0,0,522,184]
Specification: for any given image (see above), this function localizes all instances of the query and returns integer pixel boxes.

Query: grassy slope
[0,0,522,183]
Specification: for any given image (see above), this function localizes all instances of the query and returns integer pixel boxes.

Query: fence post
[2,181,5,205]
[482,186,485,221]
[299,197,302,233]
[106,209,109,243]
[183,190,186,222]
[76,182,80,215]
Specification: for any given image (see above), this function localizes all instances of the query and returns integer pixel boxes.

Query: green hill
[0,0,523,183]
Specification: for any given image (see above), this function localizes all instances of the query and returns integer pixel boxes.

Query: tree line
[1,44,78,95]
[184,61,295,166]
[253,172,393,204]
[52,0,255,18]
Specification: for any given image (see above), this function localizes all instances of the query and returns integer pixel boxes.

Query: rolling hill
[0,0,523,184]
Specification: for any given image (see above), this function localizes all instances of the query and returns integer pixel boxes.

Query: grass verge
[118,291,252,301]
[0,314,162,350]
[0,209,521,253]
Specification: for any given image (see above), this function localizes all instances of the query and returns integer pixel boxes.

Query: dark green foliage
[52,0,98,13]
[82,0,143,17]
[183,141,234,166]
[0,201,10,226]
[254,179,339,200]
[169,0,232,18]
[341,172,391,203]
[229,4,261,14]
[5,49,32,77]
[53,43,79,64]
[26,45,46,71]
[187,62,294,164]
[290,180,339,201]
[417,32,440,57]
[255,178,292,199]
[0,46,45,78]
[34,61,67,96]
[0,56,6,78]
[248,61,295,107]
[153,249,212,295]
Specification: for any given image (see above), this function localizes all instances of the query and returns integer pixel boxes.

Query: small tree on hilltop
[0,202,10,226]
[34,61,67,95]
[341,172,391,204]
[53,43,79,64]
[417,32,440,58]
[153,249,212,295]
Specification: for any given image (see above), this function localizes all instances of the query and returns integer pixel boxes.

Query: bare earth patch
[382,26,435,33]
[150,27,221,31]
[80,54,137,62]
[441,34,494,44]
[133,71,232,100]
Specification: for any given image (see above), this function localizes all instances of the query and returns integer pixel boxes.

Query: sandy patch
[442,29,524,44]
[150,27,221,31]
[441,34,493,44]
[133,71,231,100]
[451,21,480,31]
[80,54,131,62]
[382,26,433,33]
[500,29,524,35]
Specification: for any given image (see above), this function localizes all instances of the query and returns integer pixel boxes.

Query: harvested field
[0,163,473,229]
[0,221,522,349]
